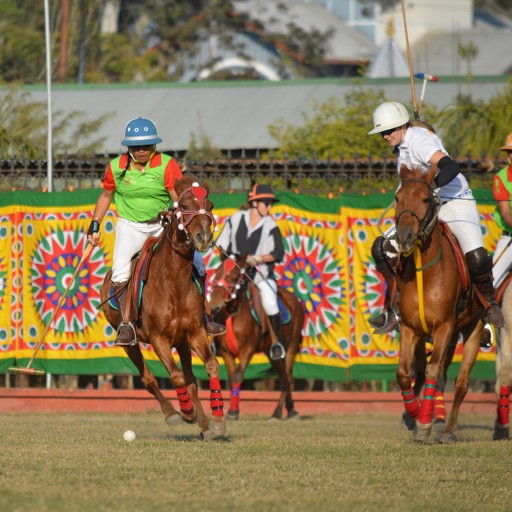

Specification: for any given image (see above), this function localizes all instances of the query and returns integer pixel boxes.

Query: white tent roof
[367,38,409,78]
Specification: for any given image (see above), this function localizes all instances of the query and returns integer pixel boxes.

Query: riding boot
[113,283,136,347]
[267,313,286,361]
[370,236,400,334]
[369,274,400,334]
[466,248,505,328]
[199,274,226,337]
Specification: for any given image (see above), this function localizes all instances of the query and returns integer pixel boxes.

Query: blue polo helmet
[121,117,162,146]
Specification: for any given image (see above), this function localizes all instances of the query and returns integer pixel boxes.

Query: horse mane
[175,175,210,195]
[399,163,438,185]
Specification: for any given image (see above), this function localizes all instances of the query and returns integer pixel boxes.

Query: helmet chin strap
[129,145,156,164]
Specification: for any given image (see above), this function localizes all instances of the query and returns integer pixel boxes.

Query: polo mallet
[401,0,419,120]
[493,236,512,268]
[8,243,93,376]
[415,73,439,117]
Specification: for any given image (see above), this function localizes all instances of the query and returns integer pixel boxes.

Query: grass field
[0,411,511,512]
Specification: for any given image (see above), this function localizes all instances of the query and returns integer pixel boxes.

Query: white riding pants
[111,217,205,284]
[385,198,484,257]
[493,233,512,288]
[254,272,279,316]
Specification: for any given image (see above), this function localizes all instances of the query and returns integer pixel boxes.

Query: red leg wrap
[433,390,446,422]
[497,385,510,427]
[209,376,224,417]
[229,382,241,412]
[175,386,194,415]
[401,388,420,419]
[417,378,437,424]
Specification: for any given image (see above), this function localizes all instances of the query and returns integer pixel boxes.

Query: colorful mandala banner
[0,189,499,381]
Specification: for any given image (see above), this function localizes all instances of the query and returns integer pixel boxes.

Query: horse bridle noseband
[395,178,441,242]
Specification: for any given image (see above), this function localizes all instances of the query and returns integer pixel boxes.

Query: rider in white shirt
[368,101,504,335]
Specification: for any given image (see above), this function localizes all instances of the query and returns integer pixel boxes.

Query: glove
[246,255,263,267]
[87,219,100,238]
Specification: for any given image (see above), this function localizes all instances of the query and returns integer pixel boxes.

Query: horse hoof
[438,431,458,444]
[401,411,416,431]
[413,422,432,443]
[165,413,183,427]
[287,410,300,420]
[493,423,510,441]
[181,410,198,425]
[200,429,221,441]
[209,418,226,437]
[268,415,281,422]
[433,419,446,433]
[227,410,240,421]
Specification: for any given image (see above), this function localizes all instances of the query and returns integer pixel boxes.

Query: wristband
[87,219,101,236]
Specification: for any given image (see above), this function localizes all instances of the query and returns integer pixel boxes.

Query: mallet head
[8,366,46,376]
[414,72,439,82]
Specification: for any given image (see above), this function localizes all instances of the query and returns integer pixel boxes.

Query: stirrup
[115,322,137,347]
[480,323,493,348]
[371,309,400,335]
[269,342,286,361]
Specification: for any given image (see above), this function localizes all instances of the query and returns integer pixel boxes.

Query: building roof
[6,77,508,154]
[411,28,512,76]
[233,0,377,63]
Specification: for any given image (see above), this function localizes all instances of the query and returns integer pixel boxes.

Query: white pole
[44,0,53,193]
[44,0,53,389]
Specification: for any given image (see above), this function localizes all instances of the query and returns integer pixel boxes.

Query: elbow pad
[434,156,460,187]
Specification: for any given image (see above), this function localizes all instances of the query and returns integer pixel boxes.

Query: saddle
[224,281,292,357]
[108,236,160,320]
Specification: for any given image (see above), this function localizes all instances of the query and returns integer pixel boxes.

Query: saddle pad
[108,286,119,311]
[247,284,292,325]
[225,317,240,358]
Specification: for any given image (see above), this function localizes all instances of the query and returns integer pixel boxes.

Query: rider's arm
[88,189,114,246]
[430,151,460,187]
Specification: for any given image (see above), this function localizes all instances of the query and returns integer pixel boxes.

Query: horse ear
[427,163,438,184]
[399,164,413,181]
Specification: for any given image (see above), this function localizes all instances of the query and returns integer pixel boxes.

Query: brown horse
[99,176,225,440]
[392,164,484,443]
[493,276,512,440]
[208,255,304,420]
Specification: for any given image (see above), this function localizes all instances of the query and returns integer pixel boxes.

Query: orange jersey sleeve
[102,163,116,191]
[164,158,183,191]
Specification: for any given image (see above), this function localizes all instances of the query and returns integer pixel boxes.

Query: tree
[267,88,389,159]
[0,86,109,159]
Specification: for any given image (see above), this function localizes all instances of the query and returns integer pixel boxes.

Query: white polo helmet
[368,101,410,135]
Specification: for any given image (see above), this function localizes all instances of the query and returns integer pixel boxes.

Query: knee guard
[371,236,396,277]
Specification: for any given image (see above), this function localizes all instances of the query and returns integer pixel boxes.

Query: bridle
[159,182,217,249]
[395,178,441,244]
[174,182,217,232]
[210,257,246,304]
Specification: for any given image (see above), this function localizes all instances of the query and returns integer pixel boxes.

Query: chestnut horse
[208,255,304,420]
[393,164,484,443]
[99,177,225,440]
[493,276,512,440]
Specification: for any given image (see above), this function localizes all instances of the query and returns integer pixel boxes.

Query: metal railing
[0,153,503,194]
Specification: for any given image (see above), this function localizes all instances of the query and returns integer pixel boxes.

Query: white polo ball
[123,429,136,442]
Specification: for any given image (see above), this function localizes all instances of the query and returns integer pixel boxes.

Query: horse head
[172,176,217,252]
[394,164,440,253]
[208,254,248,314]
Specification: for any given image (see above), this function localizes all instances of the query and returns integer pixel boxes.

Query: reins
[398,178,443,335]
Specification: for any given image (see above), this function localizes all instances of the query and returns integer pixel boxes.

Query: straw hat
[500,133,512,151]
